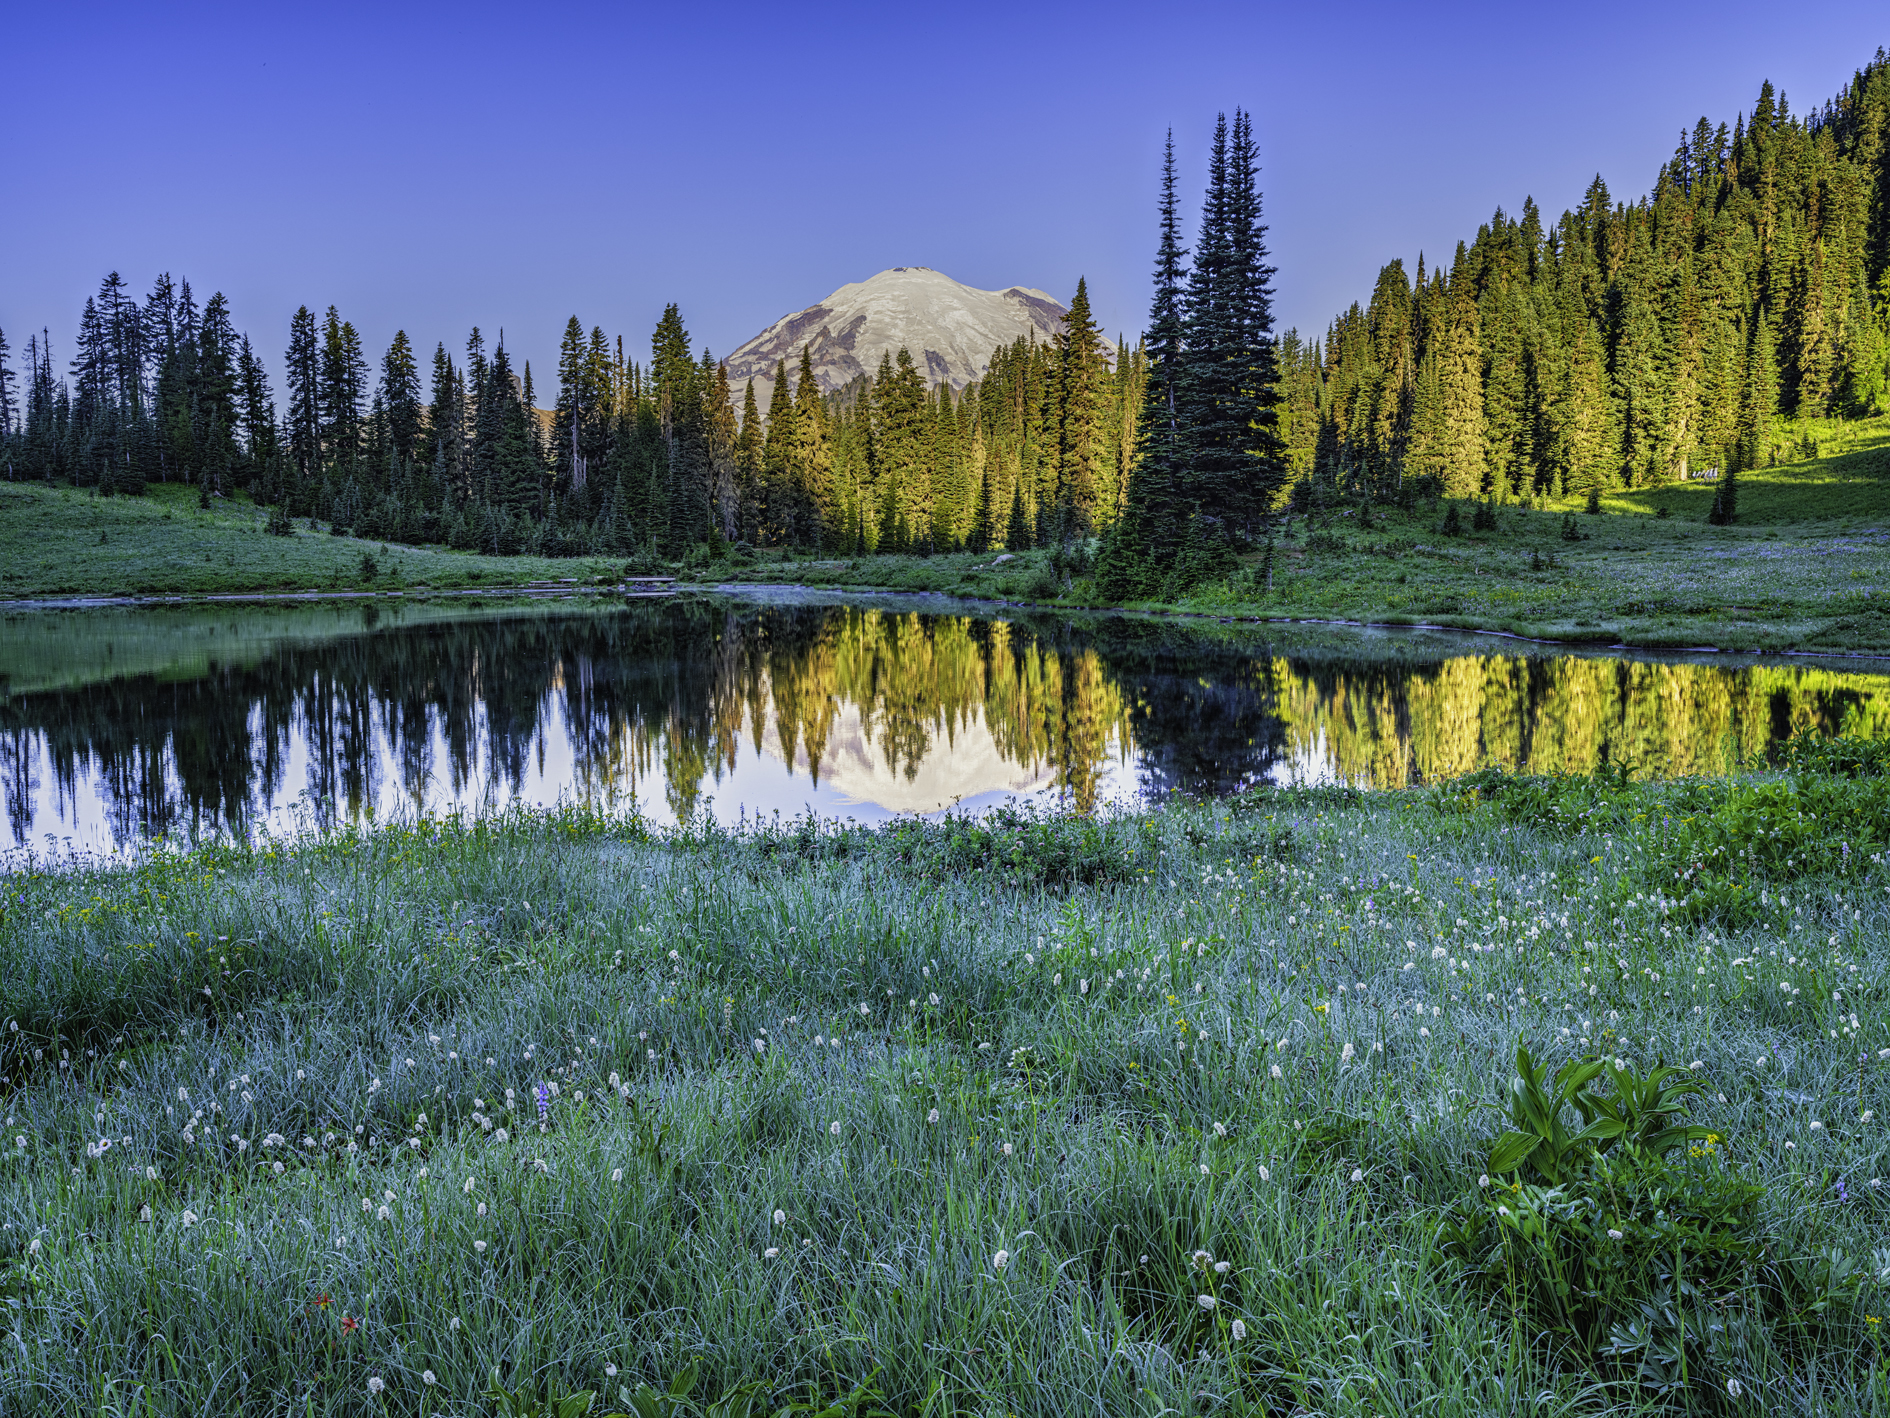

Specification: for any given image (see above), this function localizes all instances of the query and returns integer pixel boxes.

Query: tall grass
[1,767,1886,1416]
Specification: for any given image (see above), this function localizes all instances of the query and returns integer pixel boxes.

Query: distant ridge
[723,267,1067,411]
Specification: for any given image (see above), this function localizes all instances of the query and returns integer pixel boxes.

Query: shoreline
[8,577,1890,665]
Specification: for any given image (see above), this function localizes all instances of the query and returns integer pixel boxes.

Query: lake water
[3,590,1887,853]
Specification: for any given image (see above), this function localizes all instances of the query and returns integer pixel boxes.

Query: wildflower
[1231,1319,1247,1341]
[829,1121,841,1136]
[139,1204,152,1222]
[1478,1175,1489,1188]
[181,1210,198,1227]
[1269,1064,1282,1080]
[611,1168,624,1182]
[533,1158,549,1174]
[1350,1168,1363,1182]
[493,1129,508,1143]
[1197,1295,1217,1311]
[449,1317,461,1331]
[1214,1260,1230,1273]
[377,1205,391,1221]
[272,1161,285,1175]
[992,1249,1009,1271]
[474,1239,487,1253]
[1213,1122,1226,1137]
[341,1316,360,1336]
[1258,1166,1271,1182]
[1726,1378,1743,1397]
[1340,1043,1354,1062]
[764,1247,780,1258]
[927,1107,940,1124]
[463,1177,476,1194]
[773,1209,786,1226]
[1608,1229,1624,1240]
[477,1203,487,1217]
[1810,1121,1823,1131]
[1001,1142,1013,1157]
[367,1377,385,1395]
[605,1364,618,1377]
[423,1371,437,1387]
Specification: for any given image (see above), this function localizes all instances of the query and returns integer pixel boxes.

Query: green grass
[721,417,1890,655]
[0,481,623,597]
[2,758,1888,1416]
[4,414,1889,653]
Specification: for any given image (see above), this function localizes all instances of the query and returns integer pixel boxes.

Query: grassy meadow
[725,416,1890,656]
[5,415,1890,656]
[0,480,623,599]
[2,745,1889,1416]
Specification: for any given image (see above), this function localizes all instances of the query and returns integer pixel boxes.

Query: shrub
[1442,1048,1863,1396]
[1634,773,1890,920]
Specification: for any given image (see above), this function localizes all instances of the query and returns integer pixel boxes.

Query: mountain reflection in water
[2,596,1886,850]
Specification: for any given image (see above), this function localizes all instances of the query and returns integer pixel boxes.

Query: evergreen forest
[3,53,1889,582]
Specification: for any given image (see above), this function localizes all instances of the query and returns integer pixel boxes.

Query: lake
[3,590,1887,853]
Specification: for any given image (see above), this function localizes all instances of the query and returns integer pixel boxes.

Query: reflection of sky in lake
[3,595,1885,856]
[7,677,1143,853]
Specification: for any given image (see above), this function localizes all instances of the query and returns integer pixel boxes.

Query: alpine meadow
[4,31,1890,1418]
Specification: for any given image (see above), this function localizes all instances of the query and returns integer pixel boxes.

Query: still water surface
[3,591,1886,852]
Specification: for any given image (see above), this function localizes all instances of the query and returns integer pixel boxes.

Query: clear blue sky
[5,1,1884,392]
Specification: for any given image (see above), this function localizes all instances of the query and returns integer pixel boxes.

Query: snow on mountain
[721,267,1067,411]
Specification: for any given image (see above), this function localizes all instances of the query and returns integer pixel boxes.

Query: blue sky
[5,1,1884,390]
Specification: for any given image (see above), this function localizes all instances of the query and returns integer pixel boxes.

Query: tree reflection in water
[2,598,1885,849]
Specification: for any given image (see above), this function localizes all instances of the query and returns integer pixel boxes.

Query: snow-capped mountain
[722,267,1066,410]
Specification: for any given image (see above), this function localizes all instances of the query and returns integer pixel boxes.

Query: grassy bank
[3,746,1889,1415]
[2,416,1888,648]
[0,481,622,598]
[723,418,1890,656]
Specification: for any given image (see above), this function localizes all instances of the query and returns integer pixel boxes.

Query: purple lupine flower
[536,1083,549,1124]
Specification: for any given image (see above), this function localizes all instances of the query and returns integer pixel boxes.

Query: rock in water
[723,267,1066,410]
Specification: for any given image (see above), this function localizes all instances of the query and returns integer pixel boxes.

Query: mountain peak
[723,268,1067,409]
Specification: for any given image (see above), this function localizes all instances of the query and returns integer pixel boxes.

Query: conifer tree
[381,331,422,469]
[761,361,795,545]
[736,380,763,543]
[1054,277,1106,534]
[1437,253,1487,497]
[791,346,831,546]
[285,307,321,496]
[1103,133,1188,593]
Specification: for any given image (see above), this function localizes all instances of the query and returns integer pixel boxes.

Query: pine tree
[761,361,796,545]
[1104,132,1189,592]
[1437,251,1486,497]
[1054,277,1107,533]
[284,307,320,493]
[1736,308,1779,470]
[0,324,16,476]
[381,331,422,469]
[736,379,763,543]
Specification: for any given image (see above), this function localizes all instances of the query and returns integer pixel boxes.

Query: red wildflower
[341,1315,360,1336]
